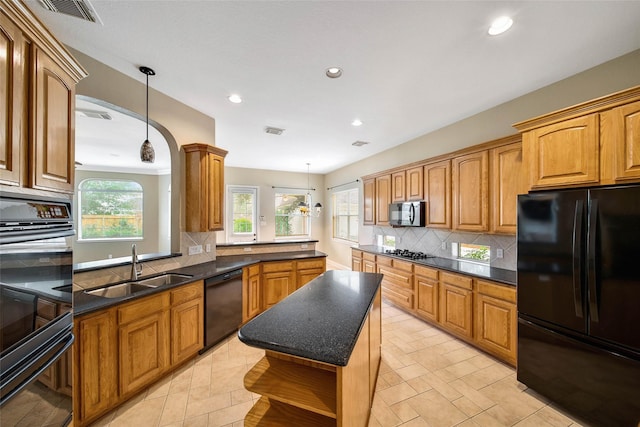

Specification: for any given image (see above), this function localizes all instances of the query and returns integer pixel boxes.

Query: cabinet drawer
[414,265,438,280]
[376,255,392,267]
[296,258,325,270]
[170,281,203,305]
[262,261,293,273]
[37,299,58,320]
[476,279,516,303]
[378,266,413,290]
[363,253,376,262]
[118,293,170,325]
[392,258,413,272]
[382,284,414,310]
[247,264,260,277]
[441,272,472,290]
[352,249,363,258]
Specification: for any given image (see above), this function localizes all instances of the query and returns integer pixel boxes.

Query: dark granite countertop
[356,245,516,286]
[1,281,72,304]
[216,239,318,248]
[238,270,383,366]
[73,250,327,317]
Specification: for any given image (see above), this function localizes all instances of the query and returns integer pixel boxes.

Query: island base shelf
[245,396,336,427]
[244,354,338,418]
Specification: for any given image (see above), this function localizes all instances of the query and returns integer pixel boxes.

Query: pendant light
[139,66,156,163]
[298,163,322,217]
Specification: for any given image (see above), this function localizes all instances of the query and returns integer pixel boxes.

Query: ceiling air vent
[265,127,285,135]
[76,109,112,120]
[352,141,370,147]
[38,0,101,23]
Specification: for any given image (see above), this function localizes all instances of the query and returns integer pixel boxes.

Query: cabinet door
[369,289,381,403]
[75,310,117,424]
[452,151,488,232]
[0,13,26,186]
[439,273,473,339]
[362,178,375,225]
[490,142,526,234]
[171,298,204,365]
[475,292,517,366]
[207,152,225,230]
[406,166,424,201]
[295,258,325,289]
[424,160,451,228]
[415,266,439,323]
[263,271,294,309]
[525,114,599,189]
[375,175,391,225]
[602,100,640,182]
[32,47,76,193]
[391,170,405,202]
[243,266,262,322]
[352,257,362,272]
[119,310,170,396]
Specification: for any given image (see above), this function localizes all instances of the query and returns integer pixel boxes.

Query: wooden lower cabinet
[351,249,363,272]
[415,265,439,323]
[262,261,295,309]
[474,280,517,365]
[74,309,117,424]
[243,290,381,426]
[363,253,376,273]
[354,252,517,366]
[74,281,204,427]
[243,265,262,322]
[296,258,326,290]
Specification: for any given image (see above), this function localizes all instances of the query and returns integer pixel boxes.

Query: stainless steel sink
[134,273,193,288]
[85,282,154,298]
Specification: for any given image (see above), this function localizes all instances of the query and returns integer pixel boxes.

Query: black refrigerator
[517,185,640,427]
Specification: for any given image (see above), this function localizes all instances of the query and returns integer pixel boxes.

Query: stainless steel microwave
[389,201,425,227]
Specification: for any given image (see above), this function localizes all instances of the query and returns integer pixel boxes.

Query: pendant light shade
[140,66,156,163]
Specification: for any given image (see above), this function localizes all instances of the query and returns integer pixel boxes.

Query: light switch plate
[496,248,504,258]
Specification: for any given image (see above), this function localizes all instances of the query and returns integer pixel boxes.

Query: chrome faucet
[131,244,142,280]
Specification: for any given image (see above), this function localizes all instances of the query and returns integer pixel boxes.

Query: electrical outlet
[244,247,252,252]
[496,248,504,258]
[441,242,447,250]
[188,245,203,255]
[205,244,211,252]
[301,244,308,249]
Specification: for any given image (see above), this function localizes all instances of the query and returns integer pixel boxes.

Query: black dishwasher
[201,269,243,353]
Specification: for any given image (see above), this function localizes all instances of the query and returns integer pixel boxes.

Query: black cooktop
[384,249,436,260]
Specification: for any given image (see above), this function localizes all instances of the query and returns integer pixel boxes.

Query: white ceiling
[25,0,640,174]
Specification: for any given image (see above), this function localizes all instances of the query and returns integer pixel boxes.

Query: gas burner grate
[384,249,436,260]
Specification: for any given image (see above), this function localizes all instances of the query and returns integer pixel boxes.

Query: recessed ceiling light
[326,67,343,78]
[352,119,363,127]
[228,94,242,104]
[488,16,513,36]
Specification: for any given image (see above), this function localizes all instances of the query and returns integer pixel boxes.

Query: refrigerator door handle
[572,200,584,318]
[588,199,599,322]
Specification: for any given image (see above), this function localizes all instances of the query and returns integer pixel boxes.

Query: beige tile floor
[89,303,589,427]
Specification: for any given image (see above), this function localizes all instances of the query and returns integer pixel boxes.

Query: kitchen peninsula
[238,270,383,427]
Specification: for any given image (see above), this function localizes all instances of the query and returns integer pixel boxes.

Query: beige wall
[322,49,640,268]
[219,167,326,250]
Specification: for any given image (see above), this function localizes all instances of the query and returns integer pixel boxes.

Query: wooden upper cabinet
[424,160,451,229]
[1,5,86,193]
[391,171,405,202]
[452,151,488,232]
[602,100,640,182]
[0,13,26,187]
[406,166,424,201]
[362,178,375,225]
[32,48,76,193]
[490,141,526,234]
[375,174,391,225]
[525,114,599,189]
[183,143,228,232]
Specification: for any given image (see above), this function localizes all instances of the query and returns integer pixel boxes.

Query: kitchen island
[238,270,383,427]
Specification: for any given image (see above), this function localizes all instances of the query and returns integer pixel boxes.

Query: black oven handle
[0,314,74,407]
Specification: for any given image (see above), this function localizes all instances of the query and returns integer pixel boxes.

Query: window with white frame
[227,186,258,242]
[332,188,359,243]
[78,179,143,240]
[275,192,310,237]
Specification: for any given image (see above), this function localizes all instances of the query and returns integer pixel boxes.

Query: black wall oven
[0,193,75,426]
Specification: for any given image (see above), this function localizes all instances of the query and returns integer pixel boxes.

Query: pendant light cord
[146,71,149,141]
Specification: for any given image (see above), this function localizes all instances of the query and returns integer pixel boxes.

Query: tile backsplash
[369,226,516,271]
